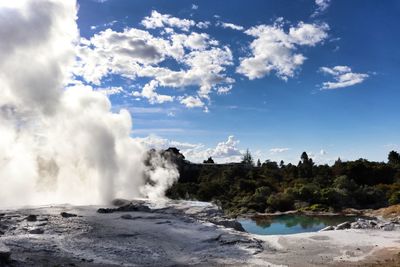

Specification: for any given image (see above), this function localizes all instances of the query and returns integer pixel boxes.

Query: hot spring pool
[238,214,355,235]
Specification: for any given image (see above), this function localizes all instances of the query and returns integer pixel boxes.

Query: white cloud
[191,4,198,10]
[179,96,204,108]
[196,21,210,29]
[210,135,242,159]
[218,22,244,31]
[312,0,331,17]
[134,135,242,163]
[141,10,195,32]
[132,80,174,104]
[96,86,124,96]
[237,20,329,80]
[320,149,327,155]
[270,148,290,153]
[320,65,369,89]
[216,85,232,95]
[74,13,234,109]
[134,134,202,150]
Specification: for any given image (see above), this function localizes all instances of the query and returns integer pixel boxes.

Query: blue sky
[74,0,400,164]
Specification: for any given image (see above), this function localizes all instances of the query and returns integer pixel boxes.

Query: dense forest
[160,148,400,215]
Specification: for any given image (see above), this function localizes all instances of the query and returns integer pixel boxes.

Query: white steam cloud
[0,0,178,207]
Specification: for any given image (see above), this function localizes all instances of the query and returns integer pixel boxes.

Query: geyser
[0,0,178,207]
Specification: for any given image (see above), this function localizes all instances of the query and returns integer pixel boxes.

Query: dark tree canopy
[203,157,215,164]
[241,149,254,166]
[165,149,400,215]
[388,150,400,165]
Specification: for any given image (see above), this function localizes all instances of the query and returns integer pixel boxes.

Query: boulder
[336,221,351,230]
[26,215,37,222]
[0,242,11,263]
[60,212,77,218]
[319,225,335,231]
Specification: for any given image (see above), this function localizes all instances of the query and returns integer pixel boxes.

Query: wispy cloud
[217,21,244,31]
[320,66,369,90]
[270,148,290,153]
[312,0,331,17]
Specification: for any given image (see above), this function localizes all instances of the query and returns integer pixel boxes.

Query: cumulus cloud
[132,80,174,104]
[0,0,178,207]
[179,96,204,108]
[210,135,242,159]
[74,12,234,109]
[237,20,329,80]
[218,22,244,31]
[270,148,290,153]
[320,65,369,89]
[141,10,195,32]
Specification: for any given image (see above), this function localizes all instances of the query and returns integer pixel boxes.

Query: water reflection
[238,215,355,235]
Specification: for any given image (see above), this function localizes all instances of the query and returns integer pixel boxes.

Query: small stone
[26,215,37,222]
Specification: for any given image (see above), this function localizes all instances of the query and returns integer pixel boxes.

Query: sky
[73,0,400,164]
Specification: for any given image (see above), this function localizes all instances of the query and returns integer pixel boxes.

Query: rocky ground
[0,200,399,266]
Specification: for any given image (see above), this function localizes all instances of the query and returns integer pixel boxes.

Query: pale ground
[0,200,399,267]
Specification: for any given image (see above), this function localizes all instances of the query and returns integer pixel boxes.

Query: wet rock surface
[2,201,399,266]
[0,201,262,266]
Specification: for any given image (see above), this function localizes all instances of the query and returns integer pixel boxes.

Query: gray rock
[319,225,335,231]
[26,214,37,222]
[0,242,11,263]
[61,212,77,218]
[98,203,151,214]
[380,223,395,231]
[336,221,351,230]
[350,222,362,229]
[210,219,245,232]
[29,228,44,234]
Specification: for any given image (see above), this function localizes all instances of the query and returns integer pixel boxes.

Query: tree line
[163,148,400,215]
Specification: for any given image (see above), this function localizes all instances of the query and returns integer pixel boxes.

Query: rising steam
[0,0,179,207]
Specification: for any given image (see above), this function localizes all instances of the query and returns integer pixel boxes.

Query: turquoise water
[238,215,355,235]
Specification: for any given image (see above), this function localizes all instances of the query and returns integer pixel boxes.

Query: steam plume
[0,0,178,207]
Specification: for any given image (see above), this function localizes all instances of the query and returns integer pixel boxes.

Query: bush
[267,192,294,212]
[389,191,400,205]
